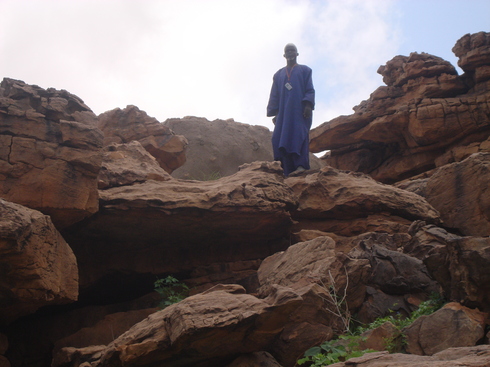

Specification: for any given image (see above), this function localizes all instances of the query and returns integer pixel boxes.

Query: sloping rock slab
[0,199,78,325]
[327,345,490,366]
[285,166,440,236]
[54,285,303,367]
[63,161,297,291]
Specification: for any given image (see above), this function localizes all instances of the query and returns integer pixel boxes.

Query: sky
[1,0,489,133]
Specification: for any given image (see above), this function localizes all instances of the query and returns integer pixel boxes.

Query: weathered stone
[404,302,487,356]
[73,285,303,367]
[98,141,171,189]
[424,152,490,236]
[97,106,188,174]
[285,166,440,237]
[327,345,490,366]
[0,78,103,228]
[63,161,296,296]
[357,322,400,352]
[309,32,490,184]
[165,117,273,179]
[0,199,78,325]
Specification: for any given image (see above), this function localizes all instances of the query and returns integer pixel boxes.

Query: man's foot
[288,166,306,176]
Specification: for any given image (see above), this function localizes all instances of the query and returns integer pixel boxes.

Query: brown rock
[286,166,440,237]
[424,152,490,236]
[0,78,103,228]
[63,161,296,294]
[327,345,490,366]
[97,105,188,174]
[405,302,487,356]
[73,285,303,367]
[309,32,490,184]
[0,199,78,325]
[358,322,400,352]
[98,141,171,189]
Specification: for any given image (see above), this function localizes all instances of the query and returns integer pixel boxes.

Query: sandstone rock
[98,141,171,189]
[165,117,273,179]
[357,321,400,352]
[328,345,490,366]
[453,31,490,83]
[63,161,296,296]
[309,32,490,184]
[404,302,487,356]
[285,166,440,236]
[165,116,324,180]
[97,106,188,174]
[424,152,490,236]
[0,78,103,228]
[65,284,303,367]
[0,199,78,325]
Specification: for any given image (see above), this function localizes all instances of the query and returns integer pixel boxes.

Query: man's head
[284,43,299,63]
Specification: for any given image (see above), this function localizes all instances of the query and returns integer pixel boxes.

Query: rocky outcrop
[63,161,297,298]
[97,106,188,174]
[0,78,103,228]
[165,116,324,180]
[53,285,302,367]
[286,166,441,237]
[310,32,490,184]
[0,199,78,325]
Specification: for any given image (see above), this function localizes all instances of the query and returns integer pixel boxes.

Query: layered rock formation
[2,32,490,367]
[310,31,490,184]
[0,78,103,228]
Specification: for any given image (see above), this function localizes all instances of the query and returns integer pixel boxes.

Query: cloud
[1,0,400,132]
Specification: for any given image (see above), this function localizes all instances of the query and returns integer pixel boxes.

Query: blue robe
[267,64,315,176]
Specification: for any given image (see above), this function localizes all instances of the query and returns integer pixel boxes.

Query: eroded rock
[0,78,103,228]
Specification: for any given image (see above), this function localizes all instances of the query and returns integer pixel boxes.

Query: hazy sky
[1,0,489,132]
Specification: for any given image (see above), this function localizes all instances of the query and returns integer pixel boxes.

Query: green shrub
[154,275,189,308]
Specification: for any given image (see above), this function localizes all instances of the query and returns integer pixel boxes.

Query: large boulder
[0,199,78,325]
[0,78,103,228]
[404,302,487,356]
[53,284,303,367]
[309,32,490,184]
[424,152,490,236]
[165,116,323,180]
[62,161,297,298]
[97,105,188,174]
[285,166,441,237]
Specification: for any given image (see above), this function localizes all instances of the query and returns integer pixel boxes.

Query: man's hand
[272,116,277,125]
[303,104,312,119]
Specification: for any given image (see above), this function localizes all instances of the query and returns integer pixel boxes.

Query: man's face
[284,45,298,61]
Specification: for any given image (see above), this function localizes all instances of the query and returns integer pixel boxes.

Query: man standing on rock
[267,43,315,176]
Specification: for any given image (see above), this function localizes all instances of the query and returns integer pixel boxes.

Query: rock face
[3,32,490,367]
[165,116,324,180]
[0,78,103,228]
[97,105,188,174]
[0,199,78,325]
[63,161,297,298]
[310,32,490,184]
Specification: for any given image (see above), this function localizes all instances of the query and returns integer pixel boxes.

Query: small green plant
[297,293,446,365]
[154,275,189,308]
[297,337,374,366]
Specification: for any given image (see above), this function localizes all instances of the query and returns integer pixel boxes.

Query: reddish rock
[0,199,78,325]
[98,141,171,189]
[63,161,296,295]
[226,351,283,367]
[53,285,303,367]
[424,152,490,236]
[404,302,487,356]
[0,78,103,228]
[286,166,440,237]
[97,106,188,174]
[309,32,490,184]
